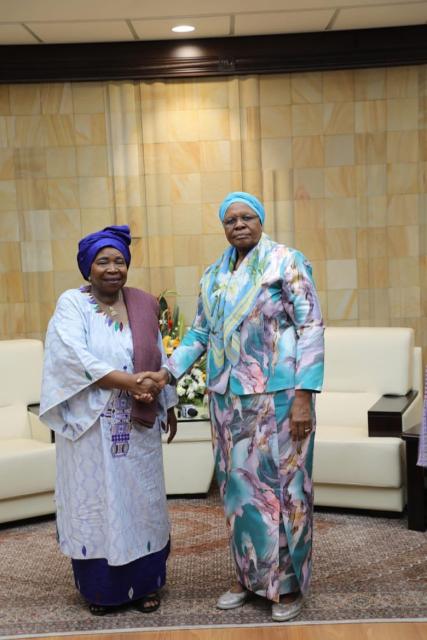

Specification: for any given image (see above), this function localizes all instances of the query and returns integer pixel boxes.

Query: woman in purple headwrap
[144,192,324,622]
[40,225,177,616]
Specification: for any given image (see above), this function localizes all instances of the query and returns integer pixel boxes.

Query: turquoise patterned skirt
[209,389,315,603]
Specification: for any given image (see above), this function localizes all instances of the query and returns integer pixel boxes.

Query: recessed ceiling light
[171,25,195,33]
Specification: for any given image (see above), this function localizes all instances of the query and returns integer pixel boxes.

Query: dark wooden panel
[401,429,426,532]
[368,390,418,437]
[1,24,427,83]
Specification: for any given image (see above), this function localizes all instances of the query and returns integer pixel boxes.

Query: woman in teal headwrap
[145,192,324,622]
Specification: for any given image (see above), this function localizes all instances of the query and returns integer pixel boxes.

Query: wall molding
[1,24,427,83]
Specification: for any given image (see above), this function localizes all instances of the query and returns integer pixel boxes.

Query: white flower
[177,363,206,404]
[191,369,204,387]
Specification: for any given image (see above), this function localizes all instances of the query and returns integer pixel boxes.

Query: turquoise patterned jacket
[168,243,324,396]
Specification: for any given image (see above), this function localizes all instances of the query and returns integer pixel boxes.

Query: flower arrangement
[158,290,185,356]
[158,290,208,417]
[176,356,207,405]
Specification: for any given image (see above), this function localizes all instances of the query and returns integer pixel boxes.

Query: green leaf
[172,304,179,326]
[178,312,186,340]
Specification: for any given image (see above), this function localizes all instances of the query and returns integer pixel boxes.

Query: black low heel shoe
[88,603,114,616]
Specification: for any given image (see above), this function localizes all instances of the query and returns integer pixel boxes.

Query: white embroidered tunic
[40,288,177,566]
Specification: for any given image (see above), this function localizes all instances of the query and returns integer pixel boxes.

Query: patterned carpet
[0,489,427,637]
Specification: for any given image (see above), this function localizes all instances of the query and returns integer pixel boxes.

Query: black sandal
[88,603,113,616]
[134,592,161,613]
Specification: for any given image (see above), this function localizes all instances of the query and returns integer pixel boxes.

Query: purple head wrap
[77,225,131,280]
[218,191,265,224]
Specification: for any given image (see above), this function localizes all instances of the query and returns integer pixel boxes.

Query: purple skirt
[71,540,170,606]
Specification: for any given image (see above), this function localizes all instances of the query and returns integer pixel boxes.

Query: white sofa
[0,338,214,521]
[2,328,420,518]
[0,339,56,524]
[313,327,422,512]
[162,419,215,495]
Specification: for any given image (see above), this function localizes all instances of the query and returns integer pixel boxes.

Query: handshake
[129,368,170,403]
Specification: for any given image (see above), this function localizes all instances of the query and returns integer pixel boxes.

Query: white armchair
[313,327,422,512]
[0,339,55,523]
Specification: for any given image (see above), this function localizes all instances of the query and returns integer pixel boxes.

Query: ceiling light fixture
[171,25,195,33]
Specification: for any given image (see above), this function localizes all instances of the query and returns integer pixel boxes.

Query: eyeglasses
[222,214,259,228]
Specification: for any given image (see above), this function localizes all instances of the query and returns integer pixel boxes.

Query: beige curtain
[0,67,426,359]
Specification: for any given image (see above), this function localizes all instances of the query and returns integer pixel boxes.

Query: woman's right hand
[128,372,160,403]
[139,369,170,389]
[96,370,163,403]
[133,369,171,403]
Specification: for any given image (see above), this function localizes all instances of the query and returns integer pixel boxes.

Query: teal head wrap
[218,191,265,225]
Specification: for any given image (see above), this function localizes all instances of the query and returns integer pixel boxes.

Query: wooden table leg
[405,437,426,531]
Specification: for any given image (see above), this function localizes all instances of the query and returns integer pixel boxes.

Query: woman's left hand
[164,407,177,443]
[290,390,313,441]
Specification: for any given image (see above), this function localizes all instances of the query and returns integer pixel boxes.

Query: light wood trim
[33,621,427,640]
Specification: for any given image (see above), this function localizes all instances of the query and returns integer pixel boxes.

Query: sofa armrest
[368,390,418,437]
[27,405,55,444]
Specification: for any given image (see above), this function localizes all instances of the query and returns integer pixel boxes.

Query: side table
[401,425,426,532]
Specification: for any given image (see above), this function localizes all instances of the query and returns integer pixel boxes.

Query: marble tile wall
[0,66,426,357]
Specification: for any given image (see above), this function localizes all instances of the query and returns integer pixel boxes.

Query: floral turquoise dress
[168,234,324,602]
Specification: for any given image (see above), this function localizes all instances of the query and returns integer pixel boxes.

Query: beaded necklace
[81,285,127,332]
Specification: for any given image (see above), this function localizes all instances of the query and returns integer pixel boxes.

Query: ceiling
[0,0,426,45]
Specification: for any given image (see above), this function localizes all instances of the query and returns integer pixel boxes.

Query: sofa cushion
[323,327,413,395]
[162,420,212,444]
[0,339,43,407]
[0,439,56,500]
[315,392,380,429]
[313,426,403,487]
[0,405,31,439]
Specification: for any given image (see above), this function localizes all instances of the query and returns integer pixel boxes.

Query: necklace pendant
[109,306,118,317]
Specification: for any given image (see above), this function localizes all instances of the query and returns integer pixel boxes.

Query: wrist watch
[161,366,175,385]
